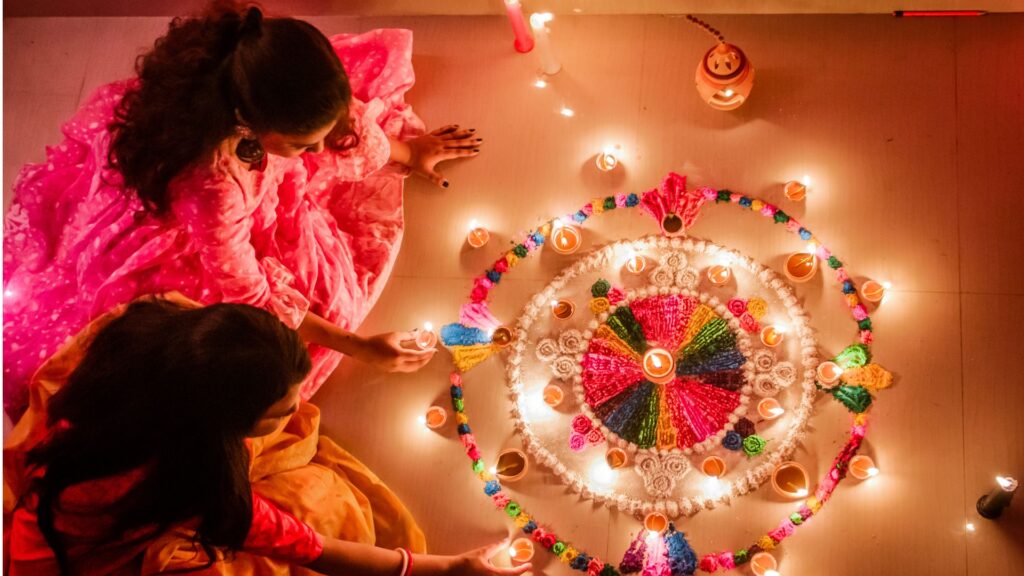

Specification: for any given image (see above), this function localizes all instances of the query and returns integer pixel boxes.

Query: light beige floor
[4,13,1023,576]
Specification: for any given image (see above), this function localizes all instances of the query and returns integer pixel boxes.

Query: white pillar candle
[529,13,561,75]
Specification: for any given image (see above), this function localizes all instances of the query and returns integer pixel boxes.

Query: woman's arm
[297,310,435,373]
[308,537,531,576]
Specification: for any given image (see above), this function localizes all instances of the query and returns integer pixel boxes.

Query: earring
[235,126,266,171]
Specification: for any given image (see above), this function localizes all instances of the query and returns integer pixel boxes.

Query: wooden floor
[4,12,1023,576]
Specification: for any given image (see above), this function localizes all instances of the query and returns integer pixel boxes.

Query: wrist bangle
[395,548,409,576]
[395,547,414,576]
[404,548,414,576]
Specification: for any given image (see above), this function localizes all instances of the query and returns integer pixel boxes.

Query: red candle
[503,1,535,53]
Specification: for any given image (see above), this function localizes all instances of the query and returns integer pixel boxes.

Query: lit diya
[423,406,448,430]
[816,360,843,385]
[849,455,879,480]
[784,251,817,283]
[605,447,628,470]
[413,322,438,350]
[466,222,490,249]
[706,264,732,286]
[759,325,785,348]
[595,148,619,172]
[625,253,647,274]
[757,397,785,420]
[491,326,514,347]
[783,180,807,201]
[860,280,886,303]
[542,383,565,407]
[641,348,676,384]
[643,511,669,533]
[508,538,535,562]
[551,300,575,320]
[550,223,582,254]
[701,456,727,478]
[749,552,778,576]
[771,461,810,499]
[495,448,529,482]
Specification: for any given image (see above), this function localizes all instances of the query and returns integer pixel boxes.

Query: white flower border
[505,235,820,518]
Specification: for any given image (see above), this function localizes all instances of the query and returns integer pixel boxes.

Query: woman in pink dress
[2,3,480,417]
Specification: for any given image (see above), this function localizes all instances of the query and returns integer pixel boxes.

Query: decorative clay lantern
[695,43,755,111]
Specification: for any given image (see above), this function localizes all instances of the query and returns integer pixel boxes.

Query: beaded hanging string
[685,14,726,44]
[441,172,892,573]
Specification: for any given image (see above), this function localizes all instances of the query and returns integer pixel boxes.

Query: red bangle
[403,548,414,576]
[395,547,414,576]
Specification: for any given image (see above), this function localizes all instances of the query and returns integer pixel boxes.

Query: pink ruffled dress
[3,29,425,415]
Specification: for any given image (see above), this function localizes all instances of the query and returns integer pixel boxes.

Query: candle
[784,251,818,283]
[550,223,582,254]
[849,455,879,480]
[503,1,534,53]
[706,264,732,286]
[977,476,1018,519]
[757,397,785,420]
[701,456,727,478]
[860,280,887,303]
[466,220,490,249]
[595,147,619,171]
[784,178,808,201]
[759,325,786,348]
[816,361,843,385]
[626,253,648,274]
[642,348,676,384]
[491,326,514,347]
[749,552,778,576]
[423,406,447,429]
[551,300,575,320]
[771,461,810,499]
[605,447,628,470]
[495,448,529,482]
[643,511,668,534]
[414,322,438,350]
[529,13,561,75]
[543,383,565,407]
[509,538,535,562]
[661,213,684,236]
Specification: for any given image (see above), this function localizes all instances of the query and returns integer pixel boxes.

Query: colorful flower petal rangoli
[439,173,893,574]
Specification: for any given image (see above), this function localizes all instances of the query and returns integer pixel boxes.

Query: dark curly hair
[109,1,352,213]
[27,299,311,574]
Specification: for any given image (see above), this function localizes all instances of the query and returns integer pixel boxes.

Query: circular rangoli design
[507,236,815,517]
[438,173,893,574]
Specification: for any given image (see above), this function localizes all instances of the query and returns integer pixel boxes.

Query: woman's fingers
[488,564,532,576]
[444,137,484,150]
[394,352,435,372]
[443,148,481,159]
[418,168,449,188]
[478,538,511,559]
[429,124,459,136]
[442,128,477,140]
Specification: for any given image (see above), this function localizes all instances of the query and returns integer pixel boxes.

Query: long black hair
[26,299,312,573]
[109,1,352,213]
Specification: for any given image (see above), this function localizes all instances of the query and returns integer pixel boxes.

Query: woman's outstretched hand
[349,331,435,373]
[400,124,482,188]
[309,536,532,576]
[444,539,533,576]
